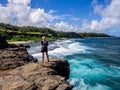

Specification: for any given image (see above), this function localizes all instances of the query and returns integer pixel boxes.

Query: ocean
[27,37,120,90]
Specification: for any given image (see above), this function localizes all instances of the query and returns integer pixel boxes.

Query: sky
[0,0,120,36]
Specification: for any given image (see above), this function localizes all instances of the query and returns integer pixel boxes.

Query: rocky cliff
[0,35,73,90]
[0,35,37,70]
[0,59,73,90]
[0,45,37,70]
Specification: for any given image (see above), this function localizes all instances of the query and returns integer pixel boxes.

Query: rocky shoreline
[0,35,73,90]
[0,45,37,70]
[0,59,73,90]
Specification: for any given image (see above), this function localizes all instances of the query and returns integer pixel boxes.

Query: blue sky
[0,0,120,36]
[30,0,100,25]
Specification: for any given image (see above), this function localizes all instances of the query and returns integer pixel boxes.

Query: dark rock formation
[43,59,70,80]
[0,59,73,90]
[0,45,37,70]
[0,35,9,49]
[0,35,37,70]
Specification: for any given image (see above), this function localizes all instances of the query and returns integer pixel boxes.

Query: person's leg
[42,52,44,63]
[46,52,49,62]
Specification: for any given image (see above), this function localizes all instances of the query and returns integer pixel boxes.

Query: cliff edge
[0,59,73,90]
[0,35,73,90]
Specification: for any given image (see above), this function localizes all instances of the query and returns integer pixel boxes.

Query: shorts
[41,46,48,52]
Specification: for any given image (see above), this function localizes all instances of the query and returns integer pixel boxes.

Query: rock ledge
[0,59,73,90]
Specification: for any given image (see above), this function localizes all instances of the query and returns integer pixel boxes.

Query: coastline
[8,37,113,45]
[7,38,67,45]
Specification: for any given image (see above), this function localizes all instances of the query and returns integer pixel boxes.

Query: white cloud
[101,0,120,27]
[8,0,31,5]
[92,0,103,15]
[53,21,78,31]
[0,0,76,32]
[81,19,90,31]
[0,0,58,27]
[1,0,119,35]
[48,9,57,14]
[82,0,120,32]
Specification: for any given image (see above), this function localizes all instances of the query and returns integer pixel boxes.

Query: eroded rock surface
[0,46,36,70]
[0,59,73,90]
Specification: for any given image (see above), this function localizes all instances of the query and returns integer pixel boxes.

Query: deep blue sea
[27,37,120,90]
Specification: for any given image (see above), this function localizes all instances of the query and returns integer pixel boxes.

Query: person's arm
[47,41,48,46]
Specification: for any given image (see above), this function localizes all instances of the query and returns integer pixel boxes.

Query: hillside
[0,23,110,42]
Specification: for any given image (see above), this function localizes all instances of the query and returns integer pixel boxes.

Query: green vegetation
[0,22,110,42]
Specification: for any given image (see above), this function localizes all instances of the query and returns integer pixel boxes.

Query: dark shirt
[41,40,48,52]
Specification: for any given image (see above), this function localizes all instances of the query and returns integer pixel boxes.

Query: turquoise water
[28,37,120,90]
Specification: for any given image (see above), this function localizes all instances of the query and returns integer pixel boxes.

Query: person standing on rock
[41,36,49,63]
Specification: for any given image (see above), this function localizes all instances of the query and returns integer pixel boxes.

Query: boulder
[0,59,73,90]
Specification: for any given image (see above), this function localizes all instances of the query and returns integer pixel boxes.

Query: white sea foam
[69,78,112,90]
[29,40,91,60]
[68,57,120,90]
[69,78,88,90]
[27,46,41,54]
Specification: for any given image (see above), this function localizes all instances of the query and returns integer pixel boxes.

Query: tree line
[0,22,110,41]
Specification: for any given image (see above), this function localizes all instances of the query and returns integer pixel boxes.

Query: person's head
[42,36,46,41]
